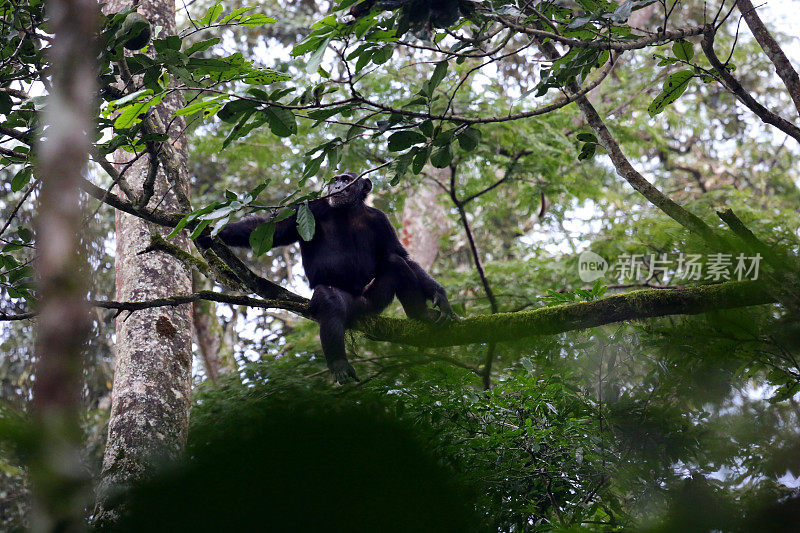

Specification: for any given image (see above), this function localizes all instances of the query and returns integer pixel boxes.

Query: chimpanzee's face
[327,173,371,208]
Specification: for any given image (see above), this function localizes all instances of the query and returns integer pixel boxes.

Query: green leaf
[243,69,291,85]
[10,167,31,192]
[222,111,257,149]
[263,106,297,137]
[311,14,338,29]
[111,88,150,107]
[240,14,277,27]
[184,37,220,56]
[292,32,332,57]
[250,221,276,256]
[307,105,352,122]
[354,48,373,73]
[387,131,426,152]
[430,144,453,168]
[114,92,164,129]
[165,35,181,50]
[239,14,278,28]
[0,93,12,115]
[432,128,455,146]
[175,95,224,117]
[425,61,448,95]
[199,3,223,25]
[17,227,32,243]
[654,53,679,66]
[403,96,428,108]
[210,215,231,237]
[190,220,212,240]
[419,120,434,138]
[578,143,596,160]
[306,35,332,73]
[456,126,480,151]
[672,40,694,62]
[372,45,393,65]
[411,146,431,174]
[167,202,219,239]
[221,6,257,23]
[647,69,694,116]
[296,202,316,241]
[392,150,413,184]
[302,154,325,182]
[217,99,258,123]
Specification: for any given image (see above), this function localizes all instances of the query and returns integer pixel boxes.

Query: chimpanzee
[199,172,456,383]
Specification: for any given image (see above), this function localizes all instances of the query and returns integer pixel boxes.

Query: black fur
[349,0,474,31]
[200,173,455,383]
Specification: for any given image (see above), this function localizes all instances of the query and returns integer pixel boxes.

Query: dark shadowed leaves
[388,131,427,152]
[430,144,453,168]
[456,127,480,151]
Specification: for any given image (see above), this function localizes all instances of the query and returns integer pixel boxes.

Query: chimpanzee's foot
[419,307,453,324]
[329,359,359,384]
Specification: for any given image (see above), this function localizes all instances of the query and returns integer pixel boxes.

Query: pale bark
[400,168,450,270]
[93,0,193,525]
[30,0,97,529]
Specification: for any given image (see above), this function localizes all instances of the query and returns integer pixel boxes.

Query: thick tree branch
[358,281,775,347]
[142,234,243,291]
[2,282,776,352]
[208,240,308,304]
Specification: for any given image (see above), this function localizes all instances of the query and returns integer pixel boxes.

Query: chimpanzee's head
[327,172,372,208]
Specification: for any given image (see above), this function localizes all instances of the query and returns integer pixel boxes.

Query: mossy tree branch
[357,281,776,347]
[0,281,778,348]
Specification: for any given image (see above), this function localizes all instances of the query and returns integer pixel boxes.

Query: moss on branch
[358,281,775,347]
[3,280,777,339]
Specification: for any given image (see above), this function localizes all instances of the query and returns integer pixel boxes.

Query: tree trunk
[401,169,450,270]
[30,0,97,530]
[93,0,193,525]
[192,271,235,381]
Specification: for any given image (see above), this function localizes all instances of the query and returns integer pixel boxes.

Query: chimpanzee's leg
[309,285,359,383]
[357,273,396,316]
[360,254,430,321]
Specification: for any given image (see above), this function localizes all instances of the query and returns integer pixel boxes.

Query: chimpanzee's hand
[195,234,214,249]
[329,359,359,384]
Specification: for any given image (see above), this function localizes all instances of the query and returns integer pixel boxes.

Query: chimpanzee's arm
[197,213,301,249]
